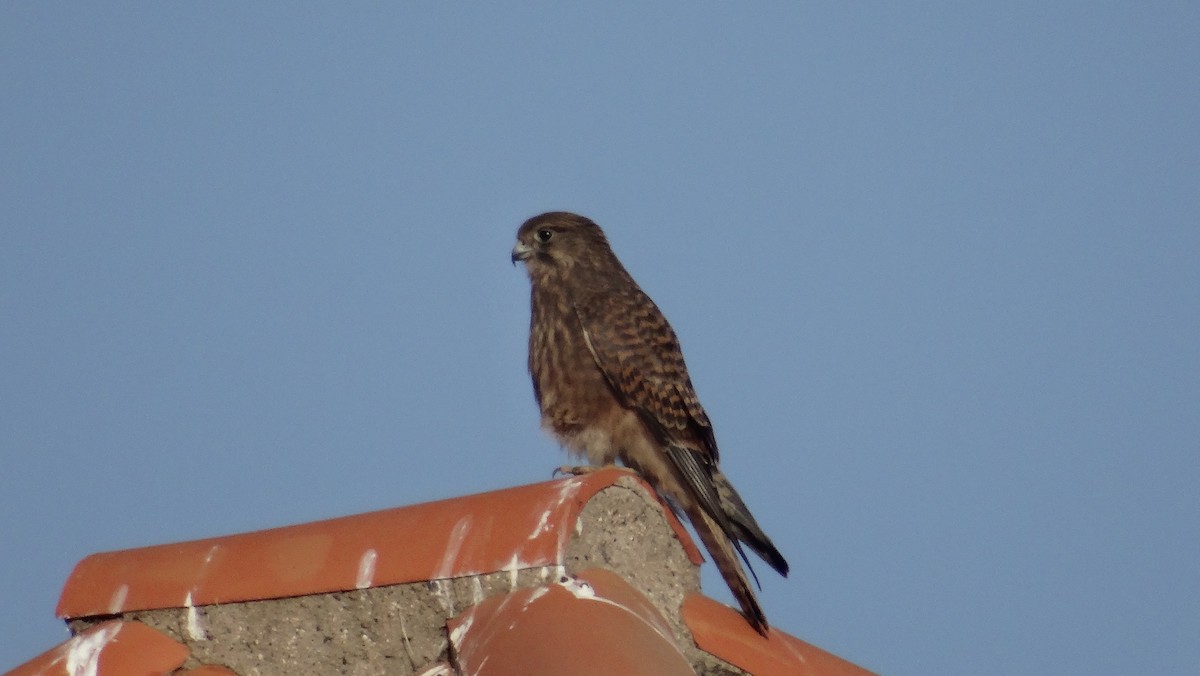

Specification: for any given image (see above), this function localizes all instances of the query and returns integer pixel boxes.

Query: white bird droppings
[449,613,473,647]
[526,586,550,606]
[433,516,472,580]
[184,592,206,641]
[66,623,121,676]
[558,576,596,599]
[504,553,522,589]
[356,548,378,589]
[470,576,484,605]
[107,584,128,614]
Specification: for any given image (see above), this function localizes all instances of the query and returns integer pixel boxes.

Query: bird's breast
[528,288,623,460]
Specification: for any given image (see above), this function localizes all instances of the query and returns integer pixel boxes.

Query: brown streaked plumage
[511,211,789,635]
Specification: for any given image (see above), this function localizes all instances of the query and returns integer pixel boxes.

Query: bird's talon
[552,464,607,478]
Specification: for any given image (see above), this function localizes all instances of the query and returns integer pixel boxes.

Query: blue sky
[2,4,1197,674]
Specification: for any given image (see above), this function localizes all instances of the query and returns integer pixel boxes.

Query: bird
[511,211,789,635]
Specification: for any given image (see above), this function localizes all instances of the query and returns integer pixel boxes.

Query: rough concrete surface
[566,477,699,644]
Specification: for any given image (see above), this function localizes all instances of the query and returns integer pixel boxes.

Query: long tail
[684,499,771,635]
[712,468,789,577]
[662,444,789,635]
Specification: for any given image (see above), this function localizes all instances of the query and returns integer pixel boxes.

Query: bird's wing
[574,288,790,579]
[572,286,716,460]
[573,286,739,532]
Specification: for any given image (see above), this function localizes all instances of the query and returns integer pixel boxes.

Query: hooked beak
[511,242,532,265]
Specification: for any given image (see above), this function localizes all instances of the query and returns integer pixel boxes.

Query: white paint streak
[488,583,519,624]
[434,516,473,580]
[66,623,121,676]
[503,553,522,589]
[107,584,128,614]
[449,612,473,647]
[530,478,581,540]
[203,544,219,564]
[184,592,206,641]
[531,508,553,539]
[356,548,378,589]
[414,665,453,676]
[525,586,550,606]
[780,635,810,664]
[432,579,455,615]
[470,576,484,605]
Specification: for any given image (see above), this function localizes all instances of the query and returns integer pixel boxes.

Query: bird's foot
[552,463,623,478]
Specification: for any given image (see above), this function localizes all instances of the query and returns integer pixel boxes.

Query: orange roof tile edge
[448,567,693,676]
[683,594,877,676]
[5,619,189,676]
[57,467,700,619]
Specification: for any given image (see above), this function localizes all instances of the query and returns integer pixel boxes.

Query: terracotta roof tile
[5,620,189,676]
[5,471,877,674]
[448,567,694,675]
[56,467,698,619]
[684,594,878,675]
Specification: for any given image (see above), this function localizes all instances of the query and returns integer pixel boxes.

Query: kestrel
[511,211,789,635]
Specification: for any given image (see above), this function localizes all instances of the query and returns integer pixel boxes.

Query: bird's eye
[536,229,554,243]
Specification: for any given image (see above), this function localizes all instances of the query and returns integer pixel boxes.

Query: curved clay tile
[448,568,694,676]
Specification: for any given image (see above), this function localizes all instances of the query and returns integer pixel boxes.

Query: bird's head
[511,211,614,276]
